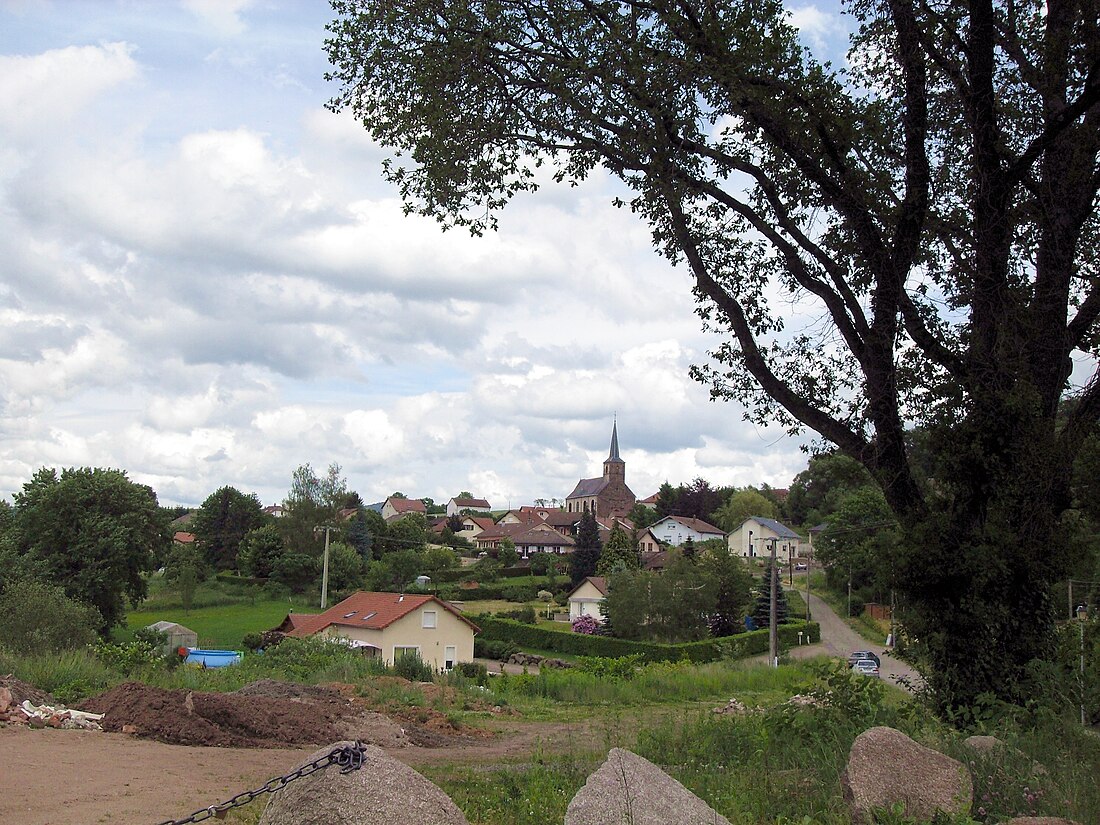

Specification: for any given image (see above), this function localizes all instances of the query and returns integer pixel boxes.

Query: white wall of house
[568,580,607,622]
[651,517,724,547]
[319,606,475,671]
[730,517,806,559]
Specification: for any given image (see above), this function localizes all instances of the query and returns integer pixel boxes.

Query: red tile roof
[173,531,195,543]
[451,497,491,509]
[386,497,427,513]
[567,576,608,598]
[285,592,479,638]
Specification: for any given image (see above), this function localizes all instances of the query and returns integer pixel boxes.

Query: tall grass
[491,657,820,707]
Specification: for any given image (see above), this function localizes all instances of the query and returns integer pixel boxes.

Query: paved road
[788,592,922,690]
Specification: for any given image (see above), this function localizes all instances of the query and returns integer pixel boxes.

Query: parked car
[794,563,808,571]
[847,650,881,667]
[852,659,880,677]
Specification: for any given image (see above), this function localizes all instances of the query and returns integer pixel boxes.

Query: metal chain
[154,741,368,825]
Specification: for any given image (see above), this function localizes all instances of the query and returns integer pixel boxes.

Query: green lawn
[124,599,298,648]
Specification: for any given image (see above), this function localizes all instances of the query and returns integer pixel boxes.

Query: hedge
[438,583,540,602]
[470,615,821,663]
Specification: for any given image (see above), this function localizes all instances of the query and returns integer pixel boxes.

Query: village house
[731,515,807,560]
[381,496,427,521]
[445,496,491,516]
[649,515,725,547]
[567,576,608,622]
[283,591,478,671]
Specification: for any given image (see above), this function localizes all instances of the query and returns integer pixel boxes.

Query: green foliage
[190,485,265,572]
[603,553,718,642]
[497,537,519,567]
[385,512,429,553]
[420,545,458,571]
[9,467,169,631]
[785,453,878,529]
[241,632,264,652]
[753,562,791,627]
[279,462,347,556]
[574,654,643,681]
[570,510,601,585]
[272,552,319,592]
[816,486,901,601]
[596,522,639,574]
[94,637,165,675]
[713,488,778,533]
[394,649,435,681]
[500,604,537,623]
[0,578,102,653]
[324,541,364,591]
[365,547,420,591]
[237,523,285,579]
[702,545,754,637]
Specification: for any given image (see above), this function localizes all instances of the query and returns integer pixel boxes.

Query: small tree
[498,537,519,567]
[597,522,639,575]
[752,562,790,628]
[0,578,101,653]
[238,524,285,579]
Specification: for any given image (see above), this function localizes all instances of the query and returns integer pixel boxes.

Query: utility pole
[805,549,812,622]
[768,537,778,667]
[314,525,335,609]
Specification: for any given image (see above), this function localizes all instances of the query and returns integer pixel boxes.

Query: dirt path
[0,713,598,825]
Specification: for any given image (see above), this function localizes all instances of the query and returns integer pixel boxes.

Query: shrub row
[470,616,820,663]
[438,583,541,602]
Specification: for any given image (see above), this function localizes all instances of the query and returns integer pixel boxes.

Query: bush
[94,638,164,675]
[241,632,264,652]
[394,650,435,682]
[0,579,102,653]
[474,638,519,660]
[454,661,489,684]
[572,615,601,634]
[501,605,537,623]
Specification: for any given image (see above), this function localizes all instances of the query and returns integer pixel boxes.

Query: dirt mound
[233,679,345,703]
[79,682,411,752]
[0,676,58,707]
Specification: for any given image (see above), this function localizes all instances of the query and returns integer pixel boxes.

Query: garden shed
[146,621,198,654]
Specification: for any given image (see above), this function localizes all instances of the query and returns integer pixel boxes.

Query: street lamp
[1078,604,1089,727]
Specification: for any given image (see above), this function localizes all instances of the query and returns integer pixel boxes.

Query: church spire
[608,419,621,461]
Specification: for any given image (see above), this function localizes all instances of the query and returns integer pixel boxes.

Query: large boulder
[565,748,731,825]
[842,726,972,824]
[259,741,469,825]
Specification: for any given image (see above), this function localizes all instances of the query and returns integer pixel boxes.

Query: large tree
[190,485,266,571]
[280,463,348,555]
[327,0,1100,711]
[8,467,170,631]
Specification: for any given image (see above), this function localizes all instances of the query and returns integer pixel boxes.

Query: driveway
[788,592,922,690]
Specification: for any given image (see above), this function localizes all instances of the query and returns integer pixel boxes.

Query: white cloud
[787,5,848,53]
[0,41,137,141]
[181,0,255,37]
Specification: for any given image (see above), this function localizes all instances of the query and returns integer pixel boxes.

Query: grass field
[124,599,299,648]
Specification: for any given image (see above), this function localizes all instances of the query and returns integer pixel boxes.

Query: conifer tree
[570,510,602,586]
[752,561,789,628]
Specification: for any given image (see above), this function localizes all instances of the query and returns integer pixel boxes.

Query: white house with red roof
[284,591,478,671]
[381,496,427,521]
[445,496,491,516]
[650,515,726,547]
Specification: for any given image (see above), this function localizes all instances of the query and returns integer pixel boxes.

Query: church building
[564,422,636,518]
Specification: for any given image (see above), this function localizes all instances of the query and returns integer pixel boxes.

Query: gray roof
[567,476,611,499]
[606,421,623,463]
[749,516,801,539]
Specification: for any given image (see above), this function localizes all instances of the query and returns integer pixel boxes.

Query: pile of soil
[78,682,408,749]
[0,676,58,707]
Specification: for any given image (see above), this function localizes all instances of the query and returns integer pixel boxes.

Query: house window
[394,645,420,661]
[422,610,437,629]
[444,646,456,670]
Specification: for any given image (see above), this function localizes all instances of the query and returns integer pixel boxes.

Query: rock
[964,735,1048,775]
[842,726,972,824]
[0,687,12,713]
[712,698,750,716]
[999,818,1081,825]
[122,724,139,735]
[964,734,1006,754]
[565,748,731,825]
[259,741,469,825]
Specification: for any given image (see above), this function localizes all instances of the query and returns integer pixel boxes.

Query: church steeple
[604,419,624,478]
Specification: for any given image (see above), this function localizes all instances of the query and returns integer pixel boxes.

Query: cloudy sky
[0,1,850,510]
